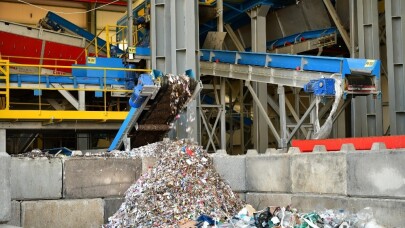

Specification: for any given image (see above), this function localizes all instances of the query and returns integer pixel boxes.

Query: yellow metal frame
[0,60,10,110]
[0,110,128,121]
[0,60,151,122]
[79,25,128,60]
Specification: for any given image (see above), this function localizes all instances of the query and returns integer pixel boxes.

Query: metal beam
[127,0,133,47]
[287,99,317,143]
[250,5,270,152]
[224,24,245,52]
[51,83,80,110]
[246,81,281,146]
[0,110,127,121]
[0,121,121,130]
[278,85,287,148]
[220,78,226,149]
[323,0,351,50]
[200,62,333,88]
[385,0,405,135]
[285,96,308,136]
[354,0,382,136]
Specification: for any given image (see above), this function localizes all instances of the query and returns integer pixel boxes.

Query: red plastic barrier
[291,135,405,152]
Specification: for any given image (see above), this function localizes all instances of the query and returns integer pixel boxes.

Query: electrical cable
[16,0,121,14]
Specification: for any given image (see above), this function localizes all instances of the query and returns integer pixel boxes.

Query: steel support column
[0,129,5,152]
[127,0,133,47]
[353,0,382,136]
[151,0,200,142]
[239,80,245,153]
[249,6,270,152]
[220,78,226,149]
[78,84,85,111]
[350,0,358,57]
[76,133,89,150]
[278,85,287,148]
[385,0,405,135]
[87,3,97,35]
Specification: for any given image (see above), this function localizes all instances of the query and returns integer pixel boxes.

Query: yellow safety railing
[78,25,128,60]
[0,60,10,110]
[0,61,151,120]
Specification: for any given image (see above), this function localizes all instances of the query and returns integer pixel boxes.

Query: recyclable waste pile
[224,205,384,228]
[104,139,244,227]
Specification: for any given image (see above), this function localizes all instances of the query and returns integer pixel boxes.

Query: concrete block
[212,154,246,192]
[0,152,11,223]
[371,142,387,150]
[0,225,21,228]
[291,194,349,212]
[141,157,157,174]
[340,143,355,152]
[291,152,347,195]
[312,145,327,152]
[216,149,227,155]
[11,158,62,200]
[21,199,104,228]
[246,154,291,192]
[246,193,292,210]
[63,158,142,198]
[103,198,124,224]
[347,150,405,198]
[236,193,246,202]
[348,197,405,228]
[6,201,20,227]
[265,148,284,154]
[287,147,301,154]
[246,149,258,156]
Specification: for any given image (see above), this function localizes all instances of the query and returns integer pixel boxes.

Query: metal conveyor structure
[108,73,202,151]
[200,49,381,148]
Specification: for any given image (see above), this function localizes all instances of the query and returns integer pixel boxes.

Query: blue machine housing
[304,78,336,96]
[72,57,125,78]
[129,74,154,108]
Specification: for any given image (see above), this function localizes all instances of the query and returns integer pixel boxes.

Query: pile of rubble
[104,139,244,227]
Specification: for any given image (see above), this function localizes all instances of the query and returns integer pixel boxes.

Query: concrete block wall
[212,146,405,227]
[0,152,11,223]
[246,153,291,193]
[7,156,144,227]
[11,158,62,200]
[347,150,405,198]
[6,201,20,227]
[291,152,347,195]
[212,151,246,191]
[63,158,142,198]
[21,199,104,228]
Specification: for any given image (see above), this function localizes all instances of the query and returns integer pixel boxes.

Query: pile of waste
[13,141,166,159]
[226,206,383,228]
[104,139,384,228]
[104,139,244,227]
